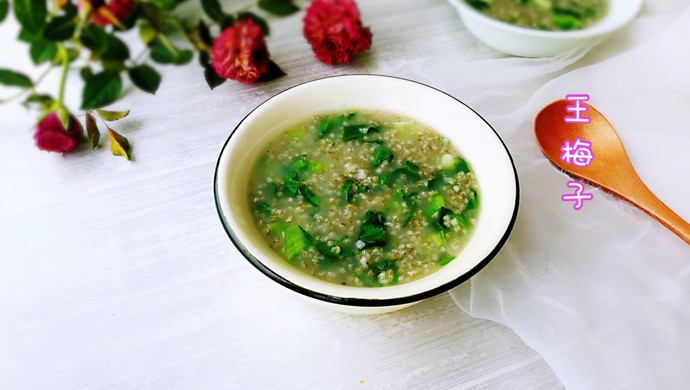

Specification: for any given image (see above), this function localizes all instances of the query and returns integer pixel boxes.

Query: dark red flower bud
[78,0,135,27]
[210,19,270,84]
[34,113,82,153]
[303,0,372,65]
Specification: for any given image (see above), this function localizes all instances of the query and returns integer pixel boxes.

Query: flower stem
[56,44,69,107]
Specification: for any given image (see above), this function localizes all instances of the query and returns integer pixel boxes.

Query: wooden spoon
[534,99,690,245]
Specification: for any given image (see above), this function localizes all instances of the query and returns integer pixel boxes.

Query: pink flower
[34,113,82,153]
[210,19,270,84]
[303,0,372,65]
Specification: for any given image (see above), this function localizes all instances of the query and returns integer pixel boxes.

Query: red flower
[78,0,135,27]
[34,113,82,153]
[210,19,270,84]
[303,0,372,65]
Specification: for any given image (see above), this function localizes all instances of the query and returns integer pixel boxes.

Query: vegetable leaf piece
[128,64,161,94]
[255,202,271,215]
[369,258,399,285]
[373,146,394,167]
[439,254,455,266]
[343,125,380,141]
[427,172,444,190]
[438,206,455,230]
[317,115,344,139]
[381,161,421,186]
[284,225,307,261]
[397,190,417,226]
[465,189,479,211]
[258,0,299,16]
[453,157,470,173]
[107,127,132,160]
[342,179,354,203]
[81,71,122,110]
[299,184,319,207]
[300,226,353,260]
[282,173,301,197]
[0,69,32,88]
[357,211,387,248]
[13,0,46,34]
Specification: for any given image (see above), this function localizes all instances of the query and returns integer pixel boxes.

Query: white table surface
[3,0,686,388]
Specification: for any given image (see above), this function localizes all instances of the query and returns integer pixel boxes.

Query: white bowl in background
[214,75,519,314]
[449,0,643,57]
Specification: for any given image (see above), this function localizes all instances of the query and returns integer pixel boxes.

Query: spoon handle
[623,174,690,245]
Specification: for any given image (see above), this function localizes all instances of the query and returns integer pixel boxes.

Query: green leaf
[284,225,307,261]
[300,226,353,261]
[97,109,130,121]
[80,25,109,56]
[150,42,192,65]
[85,112,100,148]
[13,0,46,34]
[197,20,213,46]
[23,93,54,108]
[0,69,32,88]
[299,184,319,207]
[381,161,421,186]
[101,34,130,61]
[373,146,394,166]
[29,39,57,64]
[256,59,286,82]
[201,0,224,21]
[343,124,380,141]
[357,211,387,247]
[80,66,94,81]
[43,14,76,41]
[258,0,299,16]
[369,258,399,285]
[81,71,122,110]
[128,64,161,94]
[0,0,10,24]
[140,2,164,31]
[203,64,226,89]
[427,172,444,190]
[108,127,132,160]
[237,11,269,36]
[144,0,176,11]
[139,23,157,45]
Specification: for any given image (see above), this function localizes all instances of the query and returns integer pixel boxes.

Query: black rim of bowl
[213,74,520,308]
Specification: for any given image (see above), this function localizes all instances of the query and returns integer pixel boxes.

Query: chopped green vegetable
[397,189,417,226]
[430,230,446,247]
[439,254,455,266]
[284,225,307,261]
[342,179,355,203]
[381,161,421,186]
[267,220,288,234]
[309,161,324,174]
[427,172,444,190]
[553,13,581,30]
[424,193,446,219]
[317,115,344,139]
[282,171,301,197]
[300,226,354,260]
[453,157,470,173]
[299,184,320,207]
[373,146,394,167]
[370,258,399,285]
[465,189,478,211]
[343,125,380,141]
[357,210,387,248]
[255,202,272,215]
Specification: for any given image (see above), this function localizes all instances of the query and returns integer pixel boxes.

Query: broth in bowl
[248,111,479,287]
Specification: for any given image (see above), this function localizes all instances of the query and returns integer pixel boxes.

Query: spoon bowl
[534,99,690,245]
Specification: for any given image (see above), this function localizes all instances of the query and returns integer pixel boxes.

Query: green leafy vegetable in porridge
[248,111,479,287]
[466,0,608,31]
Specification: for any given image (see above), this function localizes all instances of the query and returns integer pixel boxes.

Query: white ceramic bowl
[449,0,643,57]
[214,75,519,314]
